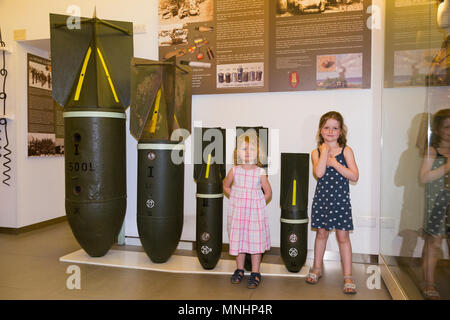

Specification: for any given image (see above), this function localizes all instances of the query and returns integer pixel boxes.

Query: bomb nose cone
[66,198,126,257]
[138,214,183,263]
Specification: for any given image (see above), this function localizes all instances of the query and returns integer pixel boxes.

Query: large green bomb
[50,12,133,257]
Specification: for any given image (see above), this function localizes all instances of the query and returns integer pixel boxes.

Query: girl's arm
[223,167,234,198]
[260,169,272,203]
[327,146,359,182]
[312,144,329,178]
[419,147,450,183]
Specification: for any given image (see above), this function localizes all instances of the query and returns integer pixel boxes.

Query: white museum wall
[0,0,388,255]
[0,38,65,228]
[14,43,65,228]
[0,38,17,228]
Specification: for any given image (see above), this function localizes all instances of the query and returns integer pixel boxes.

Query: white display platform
[60,249,310,278]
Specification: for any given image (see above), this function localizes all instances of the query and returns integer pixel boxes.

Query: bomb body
[64,110,126,257]
[137,142,184,263]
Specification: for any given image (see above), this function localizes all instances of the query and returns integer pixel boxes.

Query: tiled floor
[0,221,391,300]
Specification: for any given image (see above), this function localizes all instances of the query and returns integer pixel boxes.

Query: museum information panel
[27,53,64,157]
[384,0,446,88]
[158,0,372,94]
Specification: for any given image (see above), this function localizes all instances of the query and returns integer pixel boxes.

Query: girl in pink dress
[223,132,272,289]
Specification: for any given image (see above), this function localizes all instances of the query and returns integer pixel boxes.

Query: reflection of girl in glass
[419,108,450,300]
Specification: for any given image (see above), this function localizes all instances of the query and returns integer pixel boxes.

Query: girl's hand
[223,168,234,198]
[223,186,232,196]
[327,154,339,168]
[329,146,359,182]
[260,169,272,204]
[319,143,330,155]
[312,147,327,179]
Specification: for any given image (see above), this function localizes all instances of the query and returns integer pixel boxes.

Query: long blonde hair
[234,130,265,167]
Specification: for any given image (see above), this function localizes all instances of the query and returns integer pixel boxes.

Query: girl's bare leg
[236,253,246,270]
[336,230,355,293]
[251,254,262,273]
[312,228,329,276]
[336,230,353,277]
[422,235,441,289]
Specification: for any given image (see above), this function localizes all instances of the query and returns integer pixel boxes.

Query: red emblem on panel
[289,71,299,88]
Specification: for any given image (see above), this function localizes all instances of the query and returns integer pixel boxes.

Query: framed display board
[158,0,372,94]
[27,53,64,157]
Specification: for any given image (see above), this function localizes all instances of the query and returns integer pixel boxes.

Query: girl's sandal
[343,276,357,295]
[231,269,245,284]
[305,268,322,284]
[247,272,261,289]
[421,282,440,300]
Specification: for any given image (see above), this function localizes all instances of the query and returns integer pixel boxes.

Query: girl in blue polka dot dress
[305,111,359,295]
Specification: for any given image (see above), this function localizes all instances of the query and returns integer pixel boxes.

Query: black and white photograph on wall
[27,53,64,157]
[316,53,363,89]
[27,133,60,157]
[28,58,52,91]
[159,0,214,24]
[276,0,364,17]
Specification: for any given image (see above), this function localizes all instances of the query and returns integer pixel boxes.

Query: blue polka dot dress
[424,148,450,237]
[311,147,354,231]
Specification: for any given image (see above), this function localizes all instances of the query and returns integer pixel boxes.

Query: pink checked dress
[227,166,270,256]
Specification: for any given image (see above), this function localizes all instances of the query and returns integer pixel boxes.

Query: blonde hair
[234,130,265,167]
[316,111,347,148]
